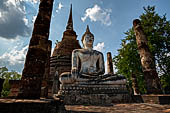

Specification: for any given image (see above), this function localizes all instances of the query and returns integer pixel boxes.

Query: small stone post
[107,52,114,74]
[131,74,140,95]
[133,19,162,94]
[18,0,54,98]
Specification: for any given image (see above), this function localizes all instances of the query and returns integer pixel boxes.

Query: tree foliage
[0,67,21,80]
[113,6,170,94]
[0,66,21,97]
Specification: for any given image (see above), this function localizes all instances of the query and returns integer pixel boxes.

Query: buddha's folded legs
[59,72,127,84]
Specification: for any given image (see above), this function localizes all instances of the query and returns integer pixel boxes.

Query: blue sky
[0,0,170,73]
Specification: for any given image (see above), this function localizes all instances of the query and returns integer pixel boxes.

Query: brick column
[18,0,54,99]
[107,52,114,74]
[133,19,162,94]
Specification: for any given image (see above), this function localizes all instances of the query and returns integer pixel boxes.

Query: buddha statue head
[81,25,94,49]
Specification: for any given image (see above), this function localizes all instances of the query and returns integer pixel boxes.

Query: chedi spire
[63,4,77,39]
[66,4,73,31]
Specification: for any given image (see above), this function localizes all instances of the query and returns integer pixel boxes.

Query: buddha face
[83,34,94,48]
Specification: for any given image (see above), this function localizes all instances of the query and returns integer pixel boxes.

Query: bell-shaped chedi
[49,5,81,84]
[133,19,162,94]
[18,0,54,99]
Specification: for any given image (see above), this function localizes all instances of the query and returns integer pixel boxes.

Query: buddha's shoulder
[72,49,83,53]
[72,49,103,55]
[93,50,103,56]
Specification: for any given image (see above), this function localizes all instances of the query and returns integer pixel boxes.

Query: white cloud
[30,0,39,4]
[23,17,28,25]
[93,42,105,52]
[0,0,31,39]
[56,2,63,13]
[0,42,28,72]
[32,15,37,23]
[56,10,59,13]
[6,0,19,7]
[0,45,28,65]
[20,0,39,4]
[58,3,63,10]
[81,4,112,26]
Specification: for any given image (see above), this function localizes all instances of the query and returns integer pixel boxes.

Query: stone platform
[57,84,132,105]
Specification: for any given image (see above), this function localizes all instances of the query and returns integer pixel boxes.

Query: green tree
[113,6,170,94]
[0,67,22,80]
[0,66,22,97]
[0,67,8,79]
[1,78,10,97]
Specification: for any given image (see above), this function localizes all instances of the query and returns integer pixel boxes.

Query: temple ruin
[0,1,169,113]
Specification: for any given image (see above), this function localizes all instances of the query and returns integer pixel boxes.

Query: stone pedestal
[56,84,132,105]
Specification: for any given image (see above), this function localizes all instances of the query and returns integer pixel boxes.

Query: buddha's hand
[87,71,97,76]
[71,69,79,79]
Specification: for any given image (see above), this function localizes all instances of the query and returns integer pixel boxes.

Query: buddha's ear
[82,37,86,47]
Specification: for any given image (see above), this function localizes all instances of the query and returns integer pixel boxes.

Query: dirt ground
[65,103,170,113]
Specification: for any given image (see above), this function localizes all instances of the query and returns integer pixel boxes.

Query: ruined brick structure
[133,19,162,94]
[8,80,20,98]
[18,0,54,99]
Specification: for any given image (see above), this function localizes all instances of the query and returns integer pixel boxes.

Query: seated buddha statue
[59,25,126,85]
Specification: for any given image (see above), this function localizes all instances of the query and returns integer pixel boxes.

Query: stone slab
[142,95,170,104]
[133,95,170,104]
[65,103,170,113]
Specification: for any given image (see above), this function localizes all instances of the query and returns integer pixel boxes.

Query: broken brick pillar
[18,0,54,99]
[133,19,162,94]
[107,52,114,74]
[41,40,52,98]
